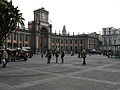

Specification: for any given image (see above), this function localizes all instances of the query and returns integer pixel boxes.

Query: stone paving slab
[16,77,120,90]
[73,69,120,83]
[0,70,57,86]
[0,65,21,73]
[72,63,103,68]
[12,63,49,68]
[103,63,120,70]
[35,65,84,75]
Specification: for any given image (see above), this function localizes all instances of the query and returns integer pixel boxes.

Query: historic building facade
[4,7,101,53]
[5,28,30,49]
[102,27,120,52]
[28,7,101,53]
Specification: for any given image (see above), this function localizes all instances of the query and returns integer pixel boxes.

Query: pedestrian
[55,52,59,63]
[78,51,81,58]
[61,51,65,63]
[2,49,8,67]
[71,52,74,56]
[108,50,111,58]
[47,50,52,64]
[0,50,2,64]
[82,49,87,65]
[41,52,44,58]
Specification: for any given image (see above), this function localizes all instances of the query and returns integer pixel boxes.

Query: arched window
[41,27,48,33]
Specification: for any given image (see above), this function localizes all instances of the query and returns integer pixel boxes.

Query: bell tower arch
[40,27,48,53]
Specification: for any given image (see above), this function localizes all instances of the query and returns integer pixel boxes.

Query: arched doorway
[40,27,48,53]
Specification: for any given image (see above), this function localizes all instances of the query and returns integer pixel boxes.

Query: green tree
[0,0,24,47]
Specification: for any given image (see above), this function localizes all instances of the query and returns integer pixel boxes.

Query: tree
[0,0,24,47]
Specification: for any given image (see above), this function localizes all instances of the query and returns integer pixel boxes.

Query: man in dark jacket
[55,52,59,63]
[47,50,52,64]
[61,51,65,63]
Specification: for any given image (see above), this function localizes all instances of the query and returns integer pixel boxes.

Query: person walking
[82,49,87,65]
[0,50,2,64]
[41,52,44,58]
[71,52,74,56]
[2,49,8,67]
[47,50,52,64]
[78,51,81,58]
[61,51,65,63]
[55,52,59,63]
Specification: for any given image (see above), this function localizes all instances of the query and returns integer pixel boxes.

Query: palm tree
[0,0,24,47]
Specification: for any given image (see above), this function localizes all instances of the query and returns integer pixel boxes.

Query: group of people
[41,50,65,64]
[41,49,87,65]
[0,48,87,68]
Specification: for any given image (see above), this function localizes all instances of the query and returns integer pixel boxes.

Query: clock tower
[33,7,51,33]
[32,7,52,53]
[34,7,49,23]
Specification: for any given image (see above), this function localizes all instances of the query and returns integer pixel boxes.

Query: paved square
[0,54,120,90]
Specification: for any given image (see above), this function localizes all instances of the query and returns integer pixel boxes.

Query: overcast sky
[12,0,120,35]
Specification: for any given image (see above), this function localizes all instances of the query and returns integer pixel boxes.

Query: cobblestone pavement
[0,54,120,90]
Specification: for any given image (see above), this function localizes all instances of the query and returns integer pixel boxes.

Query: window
[13,43,17,48]
[8,35,11,40]
[25,36,28,41]
[61,39,63,44]
[66,46,67,49]
[109,28,111,35]
[75,46,77,50]
[20,35,22,41]
[36,13,38,17]
[14,33,16,40]
[25,44,28,47]
[66,40,67,44]
[81,40,83,44]
[75,40,77,44]
[19,43,22,47]
[70,40,72,44]
[108,37,112,45]
[52,39,55,43]
[56,39,59,43]
[114,40,116,45]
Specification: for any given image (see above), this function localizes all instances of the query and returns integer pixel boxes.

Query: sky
[11,0,120,35]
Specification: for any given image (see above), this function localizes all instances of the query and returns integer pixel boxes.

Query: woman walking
[82,50,87,65]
